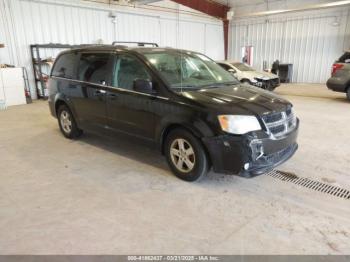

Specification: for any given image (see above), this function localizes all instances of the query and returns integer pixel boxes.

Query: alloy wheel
[60,110,72,134]
[170,138,196,173]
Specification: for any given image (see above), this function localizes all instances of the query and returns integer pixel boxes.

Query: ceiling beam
[129,0,162,4]
[171,0,229,20]
[171,0,230,59]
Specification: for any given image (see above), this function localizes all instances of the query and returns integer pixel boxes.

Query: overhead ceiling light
[235,0,350,18]
[227,9,234,20]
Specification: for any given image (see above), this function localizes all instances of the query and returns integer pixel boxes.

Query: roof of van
[64,45,200,55]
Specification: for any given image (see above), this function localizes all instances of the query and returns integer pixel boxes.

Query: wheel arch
[159,122,213,169]
[160,124,200,154]
[54,93,78,118]
[55,99,68,115]
[240,78,251,83]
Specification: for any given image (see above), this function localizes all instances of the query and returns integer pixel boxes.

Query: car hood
[241,70,278,80]
[180,84,291,116]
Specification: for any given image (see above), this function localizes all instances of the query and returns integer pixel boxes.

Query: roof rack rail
[112,41,159,47]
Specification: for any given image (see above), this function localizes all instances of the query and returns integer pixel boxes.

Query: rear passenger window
[52,53,77,79]
[78,53,111,84]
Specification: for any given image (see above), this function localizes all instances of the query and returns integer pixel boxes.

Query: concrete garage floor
[0,83,349,254]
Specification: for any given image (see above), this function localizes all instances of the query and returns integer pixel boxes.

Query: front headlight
[218,115,261,135]
[251,78,258,83]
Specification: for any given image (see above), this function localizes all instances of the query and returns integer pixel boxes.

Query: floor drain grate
[267,170,350,200]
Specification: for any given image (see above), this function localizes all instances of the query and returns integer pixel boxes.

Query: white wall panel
[205,23,225,60]
[116,13,161,44]
[178,21,205,53]
[229,8,350,83]
[160,19,178,48]
[0,0,224,99]
[0,0,16,66]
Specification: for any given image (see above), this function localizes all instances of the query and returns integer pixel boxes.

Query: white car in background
[217,61,280,91]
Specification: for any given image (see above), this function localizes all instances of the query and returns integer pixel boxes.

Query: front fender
[156,113,216,152]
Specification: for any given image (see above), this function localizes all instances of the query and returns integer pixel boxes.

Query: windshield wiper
[171,85,200,90]
[200,82,238,88]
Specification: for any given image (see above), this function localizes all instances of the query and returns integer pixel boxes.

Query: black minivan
[48,44,299,181]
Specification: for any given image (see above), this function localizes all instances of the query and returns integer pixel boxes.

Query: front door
[106,54,156,140]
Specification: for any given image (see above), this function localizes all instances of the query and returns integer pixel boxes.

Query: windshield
[144,51,238,90]
[232,63,255,71]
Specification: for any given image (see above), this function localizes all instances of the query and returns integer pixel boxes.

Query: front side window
[143,51,238,90]
[78,53,111,84]
[51,53,77,79]
[113,54,151,90]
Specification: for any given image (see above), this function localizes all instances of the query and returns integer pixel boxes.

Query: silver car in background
[326,50,350,100]
[217,61,280,91]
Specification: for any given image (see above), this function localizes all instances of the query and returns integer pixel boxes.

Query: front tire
[57,104,83,139]
[165,128,209,182]
[346,88,350,100]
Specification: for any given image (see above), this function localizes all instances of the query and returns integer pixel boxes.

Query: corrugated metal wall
[229,8,350,83]
[0,0,224,98]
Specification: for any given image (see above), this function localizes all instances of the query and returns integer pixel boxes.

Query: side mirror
[134,79,155,94]
[228,69,236,74]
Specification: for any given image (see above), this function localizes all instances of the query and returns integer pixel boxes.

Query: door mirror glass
[134,79,154,94]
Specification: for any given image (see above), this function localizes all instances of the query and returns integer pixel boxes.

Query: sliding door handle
[95,89,106,95]
[108,93,118,100]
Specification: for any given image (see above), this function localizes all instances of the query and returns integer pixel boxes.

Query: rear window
[51,53,78,79]
[338,52,350,63]
[218,63,232,71]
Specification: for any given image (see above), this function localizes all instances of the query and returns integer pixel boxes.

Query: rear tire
[346,88,350,100]
[165,128,209,182]
[57,104,83,139]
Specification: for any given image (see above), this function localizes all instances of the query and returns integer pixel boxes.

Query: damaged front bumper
[202,120,299,177]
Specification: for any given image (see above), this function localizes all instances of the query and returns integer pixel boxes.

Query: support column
[223,19,229,59]
[171,0,230,59]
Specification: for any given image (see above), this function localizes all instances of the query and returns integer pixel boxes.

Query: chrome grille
[254,78,280,89]
[261,107,296,137]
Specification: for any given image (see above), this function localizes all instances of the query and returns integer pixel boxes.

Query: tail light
[331,63,344,76]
